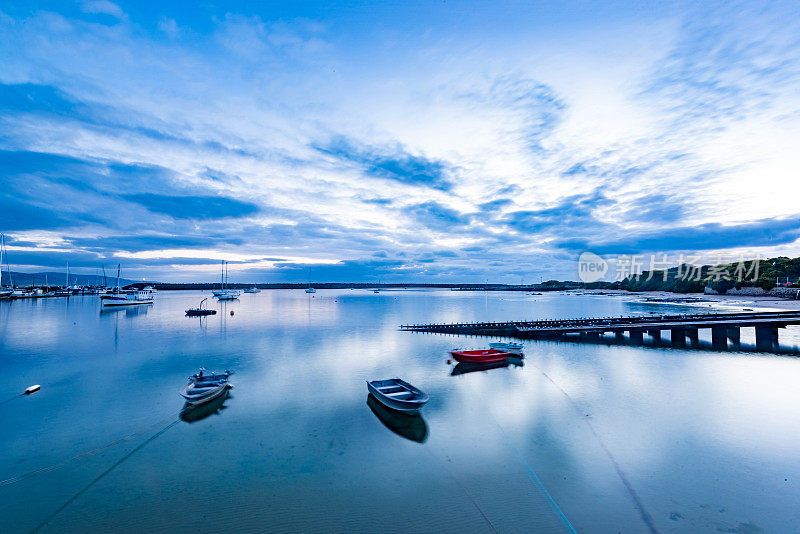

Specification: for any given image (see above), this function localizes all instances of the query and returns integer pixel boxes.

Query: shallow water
[1,290,800,533]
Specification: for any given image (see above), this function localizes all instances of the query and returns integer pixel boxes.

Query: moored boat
[213,260,240,300]
[366,378,429,413]
[488,341,524,355]
[186,298,217,316]
[243,286,260,293]
[180,368,233,406]
[101,290,154,306]
[449,348,511,363]
[180,380,229,406]
[305,287,316,293]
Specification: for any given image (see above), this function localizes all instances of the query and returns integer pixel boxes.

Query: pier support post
[615,331,625,342]
[671,328,686,347]
[727,327,741,347]
[686,328,699,347]
[629,329,644,344]
[584,331,600,342]
[711,327,728,350]
[648,329,662,344]
[755,325,779,352]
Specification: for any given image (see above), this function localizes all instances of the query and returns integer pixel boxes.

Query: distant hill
[1,270,141,287]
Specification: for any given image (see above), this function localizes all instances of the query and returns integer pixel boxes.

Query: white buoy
[24,385,40,395]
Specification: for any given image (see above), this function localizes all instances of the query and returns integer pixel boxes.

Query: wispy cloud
[1,1,799,281]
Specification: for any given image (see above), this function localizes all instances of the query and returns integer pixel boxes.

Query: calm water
[2,290,800,533]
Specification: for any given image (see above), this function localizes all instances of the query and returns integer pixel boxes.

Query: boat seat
[384,391,412,397]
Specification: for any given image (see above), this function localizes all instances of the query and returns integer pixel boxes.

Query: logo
[577,252,608,283]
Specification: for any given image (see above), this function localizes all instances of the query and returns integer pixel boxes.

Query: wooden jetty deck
[401,311,800,351]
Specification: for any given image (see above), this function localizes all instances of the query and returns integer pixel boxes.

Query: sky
[1,0,799,283]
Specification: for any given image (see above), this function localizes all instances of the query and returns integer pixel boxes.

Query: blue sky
[1,0,799,282]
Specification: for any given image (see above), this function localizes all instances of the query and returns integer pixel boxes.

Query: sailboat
[0,234,12,299]
[54,263,72,296]
[101,264,153,306]
[304,267,316,293]
[212,261,241,300]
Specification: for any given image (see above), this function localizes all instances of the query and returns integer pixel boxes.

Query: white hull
[180,382,229,405]
[102,298,153,306]
[488,342,524,354]
[213,290,241,299]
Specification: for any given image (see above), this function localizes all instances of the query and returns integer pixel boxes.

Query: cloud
[2,3,800,281]
[81,1,125,20]
[66,235,242,253]
[402,201,473,231]
[121,194,260,220]
[316,136,454,191]
[0,197,73,231]
[556,216,800,255]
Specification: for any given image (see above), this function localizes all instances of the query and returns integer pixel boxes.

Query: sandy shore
[578,289,800,312]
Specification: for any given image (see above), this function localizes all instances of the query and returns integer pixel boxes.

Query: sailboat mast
[2,234,12,287]
[116,264,120,291]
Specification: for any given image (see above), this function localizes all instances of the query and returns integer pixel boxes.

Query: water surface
[2,290,800,533]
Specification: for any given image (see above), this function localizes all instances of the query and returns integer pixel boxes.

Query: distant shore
[578,288,800,311]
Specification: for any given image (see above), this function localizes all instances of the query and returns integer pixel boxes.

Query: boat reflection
[451,357,523,376]
[366,394,428,443]
[180,390,231,423]
[100,305,150,318]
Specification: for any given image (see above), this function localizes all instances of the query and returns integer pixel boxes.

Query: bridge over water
[401,311,800,351]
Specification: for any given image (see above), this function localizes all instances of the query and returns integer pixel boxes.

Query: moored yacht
[101,289,154,306]
[212,260,241,300]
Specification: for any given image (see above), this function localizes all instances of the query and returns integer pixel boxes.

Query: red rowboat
[449,349,511,363]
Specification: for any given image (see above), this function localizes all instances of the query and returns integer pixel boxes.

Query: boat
[243,286,260,293]
[180,380,229,406]
[180,369,232,405]
[0,234,8,299]
[101,289,154,306]
[449,348,511,363]
[366,378,429,413]
[488,341,524,355]
[100,264,123,300]
[212,260,241,300]
[367,394,428,443]
[305,287,316,293]
[186,298,217,316]
[0,234,15,299]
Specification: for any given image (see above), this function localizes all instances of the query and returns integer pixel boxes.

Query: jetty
[401,310,800,351]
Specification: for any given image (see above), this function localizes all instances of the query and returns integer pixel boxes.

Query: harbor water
[2,290,800,532]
